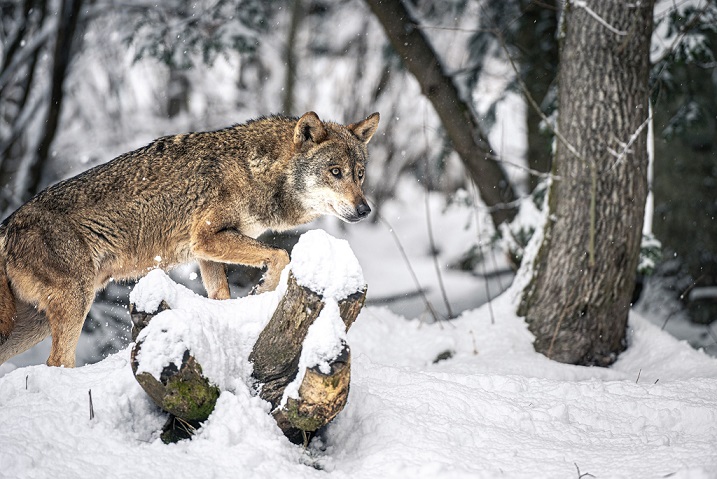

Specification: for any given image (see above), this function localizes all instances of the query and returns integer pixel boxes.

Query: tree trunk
[0,0,47,213]
[26,0,84,199]
[363,0,518,227]
[518,0,654,366]
[281,0,302,116]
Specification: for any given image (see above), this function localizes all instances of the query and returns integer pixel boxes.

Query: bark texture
[518,0,654,366]
[363,0,517,227]
[251,273,366,443]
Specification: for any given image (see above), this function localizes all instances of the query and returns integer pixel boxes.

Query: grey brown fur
[0,111,380,367]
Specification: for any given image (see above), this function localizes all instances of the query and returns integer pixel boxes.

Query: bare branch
[0,18,56,92]
[363,0,518,227]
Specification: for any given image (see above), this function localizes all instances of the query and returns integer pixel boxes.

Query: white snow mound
[290,229,365,300]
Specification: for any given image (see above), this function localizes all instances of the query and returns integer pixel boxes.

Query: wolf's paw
[208,286,231,300]
[249,277,266,296]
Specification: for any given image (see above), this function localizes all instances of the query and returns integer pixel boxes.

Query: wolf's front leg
[198,259,230,299]
[192,225,289,294]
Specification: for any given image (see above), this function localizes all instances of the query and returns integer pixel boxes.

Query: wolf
[0,111,379,367]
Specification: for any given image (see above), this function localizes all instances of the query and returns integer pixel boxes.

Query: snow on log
[128,230,366,443]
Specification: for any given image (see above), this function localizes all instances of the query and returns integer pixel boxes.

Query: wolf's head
[292,111,379,223]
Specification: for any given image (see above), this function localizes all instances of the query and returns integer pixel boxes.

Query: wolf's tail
[0,225,51,365]
[0,224,15,345]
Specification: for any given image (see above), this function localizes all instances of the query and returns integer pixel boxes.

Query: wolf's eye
[357,169,365,180]
[330,167,342,178]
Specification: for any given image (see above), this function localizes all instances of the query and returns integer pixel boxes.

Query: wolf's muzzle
[356,201,371,219]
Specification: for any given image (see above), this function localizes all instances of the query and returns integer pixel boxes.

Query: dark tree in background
[0,0,86,212]
[518,0,655,365]
[466,0,559,193]
[364,0,518,227]
[650,5,717,325]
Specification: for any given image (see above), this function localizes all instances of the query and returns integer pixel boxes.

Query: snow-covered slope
[1,231,716,478]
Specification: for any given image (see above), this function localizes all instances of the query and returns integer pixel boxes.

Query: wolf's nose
[356,202,371,218]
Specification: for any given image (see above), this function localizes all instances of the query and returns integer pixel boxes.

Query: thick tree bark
[363,0,517,227]
[518,0,654,366]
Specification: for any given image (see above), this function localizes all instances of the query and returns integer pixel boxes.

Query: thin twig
[607,115,652,172]
[422,106,454,320]
[175,417,196,435]
[425,188,455,319]
[471,181,496,325]
[679,274,705,301]
[660,310,680,331]
[574,462,596,478]
[88,389,95,420]
[469,330,479,355]
[371,203,444,324]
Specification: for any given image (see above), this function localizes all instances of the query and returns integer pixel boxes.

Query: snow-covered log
[130,301,220,442]
[128,230,366,443]
[250,271,365,443]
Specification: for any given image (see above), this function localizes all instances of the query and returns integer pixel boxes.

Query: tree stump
[130,302,220,443]
[250,273,366,443]
[129,267,366,444]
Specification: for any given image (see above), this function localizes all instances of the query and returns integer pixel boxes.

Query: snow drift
[1,230,716,479]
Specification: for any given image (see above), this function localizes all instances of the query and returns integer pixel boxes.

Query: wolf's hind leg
[45,281,94,368]
[198,259,230,299]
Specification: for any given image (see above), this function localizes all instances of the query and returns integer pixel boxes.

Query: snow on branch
[607,114,652,172]
[572,1,627,36]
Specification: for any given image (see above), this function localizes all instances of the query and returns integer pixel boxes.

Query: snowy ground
[1,225,717,479]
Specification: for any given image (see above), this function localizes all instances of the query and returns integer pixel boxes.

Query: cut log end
[273,344,351,442]
[131,345,220,423]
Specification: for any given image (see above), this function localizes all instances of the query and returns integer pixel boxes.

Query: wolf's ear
[294,111,327,148]
[349,112,380,144]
